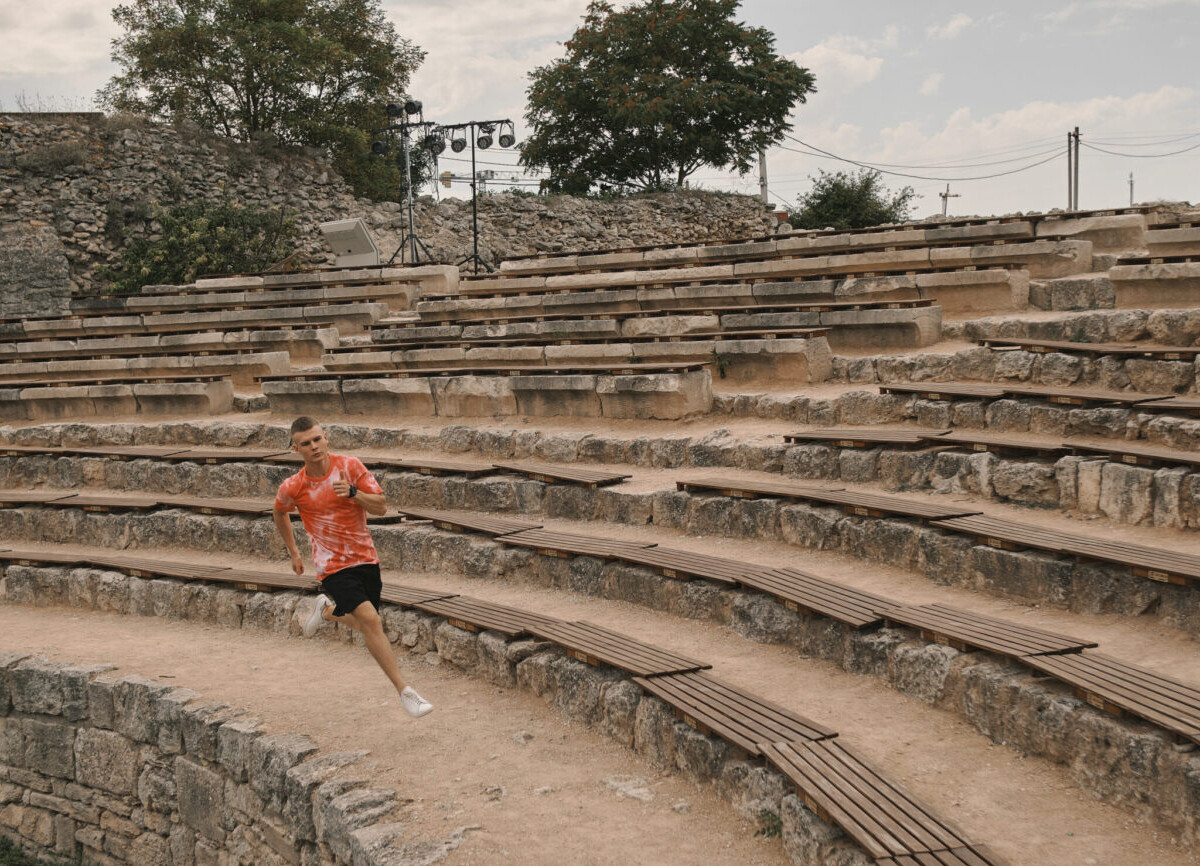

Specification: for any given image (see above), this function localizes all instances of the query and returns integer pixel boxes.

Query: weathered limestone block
[990,460,1059,506]
[1098,462,1156,525]
[74,728,139,796]
[430,375,517,417]
[433,622,480,671]
[1110,262,1200,308]
[595,370,712,420]
[262,380,345,415]
[510,374,601,417]
[1030,275,1115,311]
[341,378,435,416]
[780,794,873,866]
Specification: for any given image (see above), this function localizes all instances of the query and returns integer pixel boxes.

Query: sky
[2,0,1198,217]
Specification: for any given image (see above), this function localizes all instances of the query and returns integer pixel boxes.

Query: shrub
[15,140,89,174]
[102,197,299,293]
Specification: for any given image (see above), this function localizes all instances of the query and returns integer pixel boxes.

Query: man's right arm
[272,508,305,575]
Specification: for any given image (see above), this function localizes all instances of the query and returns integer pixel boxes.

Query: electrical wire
[1089,131,1200,147]
[1080,140,1200,158]
[843,143,1063,170]
[779,135,1066,182]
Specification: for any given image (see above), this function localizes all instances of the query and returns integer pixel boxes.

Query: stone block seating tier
[494,206,1161,276]
[1109,254,1200,308]
[1145,218,1200,258]
[0,374,234,421]
[259,362,714,420]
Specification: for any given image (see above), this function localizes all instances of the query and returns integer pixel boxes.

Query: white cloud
[0,3,120,80]
[927,13,973,40]
[790,34,889,92]
[919,73,943,97]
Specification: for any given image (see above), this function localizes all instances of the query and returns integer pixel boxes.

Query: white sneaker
[400,686,433,718]
[303,594,330,637]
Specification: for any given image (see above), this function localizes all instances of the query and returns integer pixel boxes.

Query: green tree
[102,198,299,292]
[521,0,815,193]
[790,169,917,230]
[98,0,425,198]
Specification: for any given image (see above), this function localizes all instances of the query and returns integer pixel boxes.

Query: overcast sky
[2,0,1198,217]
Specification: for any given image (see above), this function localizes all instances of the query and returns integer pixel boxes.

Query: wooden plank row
[413,595,564,637]
[878,603,1097,658]
[875,845,1012,866]
[784,428,948,449]
[631,671,835,754]
[677,478,981,522]
[496,528,657,560]
[759,739,971,859]
[260,361,709,382]
[1021,652,1200,746]
[931,515,1200,585]
[922,432,1070,459]
[393,507,541,537]
[525,620,710,677]
[614,547,750,585]
[491,462,631,488]
[978,337,1200,360]
[1067,442,1200,470]
[737,567,899,629]
[880,382,1200,416]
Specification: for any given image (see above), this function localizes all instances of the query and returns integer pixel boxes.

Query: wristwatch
[347,484,358,499]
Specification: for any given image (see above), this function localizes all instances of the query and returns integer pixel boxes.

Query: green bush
[0,835,56,866]
[102,197,299,293]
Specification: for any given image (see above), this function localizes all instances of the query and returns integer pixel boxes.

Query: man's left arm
[334,461,387,515]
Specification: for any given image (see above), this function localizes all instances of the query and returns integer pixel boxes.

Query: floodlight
[386,103,403,117]
[477,132,493,149]
[371,140,387,155]
[423,132,446,155]
[319,218,380,268]
[404,99,422,116]
[451,132,467,153]
[498,122,516,148]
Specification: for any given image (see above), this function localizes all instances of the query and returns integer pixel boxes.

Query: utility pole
[758,148,769,206]
[1073,126,1081,211]
[1129,172,1134,207]
[939,183,960,217]
[1066,130,1074,210]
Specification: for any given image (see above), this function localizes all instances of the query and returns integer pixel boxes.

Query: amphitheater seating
[977,337,1200,359]
[878,603,1097,656]
[1145,219,1200,258]
[878,381,1196,411]
[1108,254,1200,308]
[0,541,1017,863]
[0,373,234,420]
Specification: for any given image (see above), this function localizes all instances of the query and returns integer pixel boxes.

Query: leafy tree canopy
[98,0,425,199]
[102,197,299,293]
[790,169,917,230]
[521,0,815,193]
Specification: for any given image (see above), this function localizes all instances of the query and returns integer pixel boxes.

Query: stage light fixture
[386,103,403,117]
[450,131,467,153]
[424,131,446,155]
[477,123,493,149]
[498,122,516,149]
[371,140,387,155]
[404,99,422,116]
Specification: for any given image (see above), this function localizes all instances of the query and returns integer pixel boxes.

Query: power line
[779,134,1066,182]
[1079,140,1200,158]
[1089,131,1200,147]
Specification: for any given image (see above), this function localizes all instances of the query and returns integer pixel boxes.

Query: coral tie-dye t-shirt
[273,454,383,579]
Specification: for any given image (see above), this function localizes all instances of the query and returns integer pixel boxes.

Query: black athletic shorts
[320,562,382,617]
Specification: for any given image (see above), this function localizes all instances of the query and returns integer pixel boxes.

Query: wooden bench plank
[492,462,631,488]
[784,428,948,448]
[737,567,898,628]
[155,495,275,516]
[525,620,709,677]
[0,548,93,566]
[932,514,1200,585]
[677,477,981,522]
[394,507,540,536]
[1067,441,1200,470]
[1133,396,1200,416]
[923,432,1070,458]
[631,671,835,753]
[1022,652,1200,745]
[413,595,564,637]
[1001,384,1167,407]
[879,383,1007,400]
[378,583,458,607]
[978,337,1200,360]
[879,603,1096,657]
[261,361,710,382]
[876,845,1011,866]
[612,547,748,585]
[496,528,657,560]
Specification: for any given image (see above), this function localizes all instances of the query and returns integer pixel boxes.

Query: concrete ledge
[1110,262,1200,309]
[510,374,603,417]
[132,380,234,416]
[1147,226,1200,258]
[971,239,1093,279]
[1036,214,1147,252]
[430,376,518,417]
[262,379,346,415]
[596,370,712,419]
[819,306,943,350]
[914,270,1029,316]
[341,378,435,415]
[20,385,96,420]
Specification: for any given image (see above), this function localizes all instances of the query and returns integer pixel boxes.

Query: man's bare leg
[324,601,408,696]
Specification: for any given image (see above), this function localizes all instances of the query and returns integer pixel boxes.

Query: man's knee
[353,602,383,631]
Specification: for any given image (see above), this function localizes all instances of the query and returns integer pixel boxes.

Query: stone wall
[0,650,422,866]
[0,113,766,306]
[0,567,872,866]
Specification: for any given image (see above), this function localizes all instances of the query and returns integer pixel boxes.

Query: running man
[273,416,433,718]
